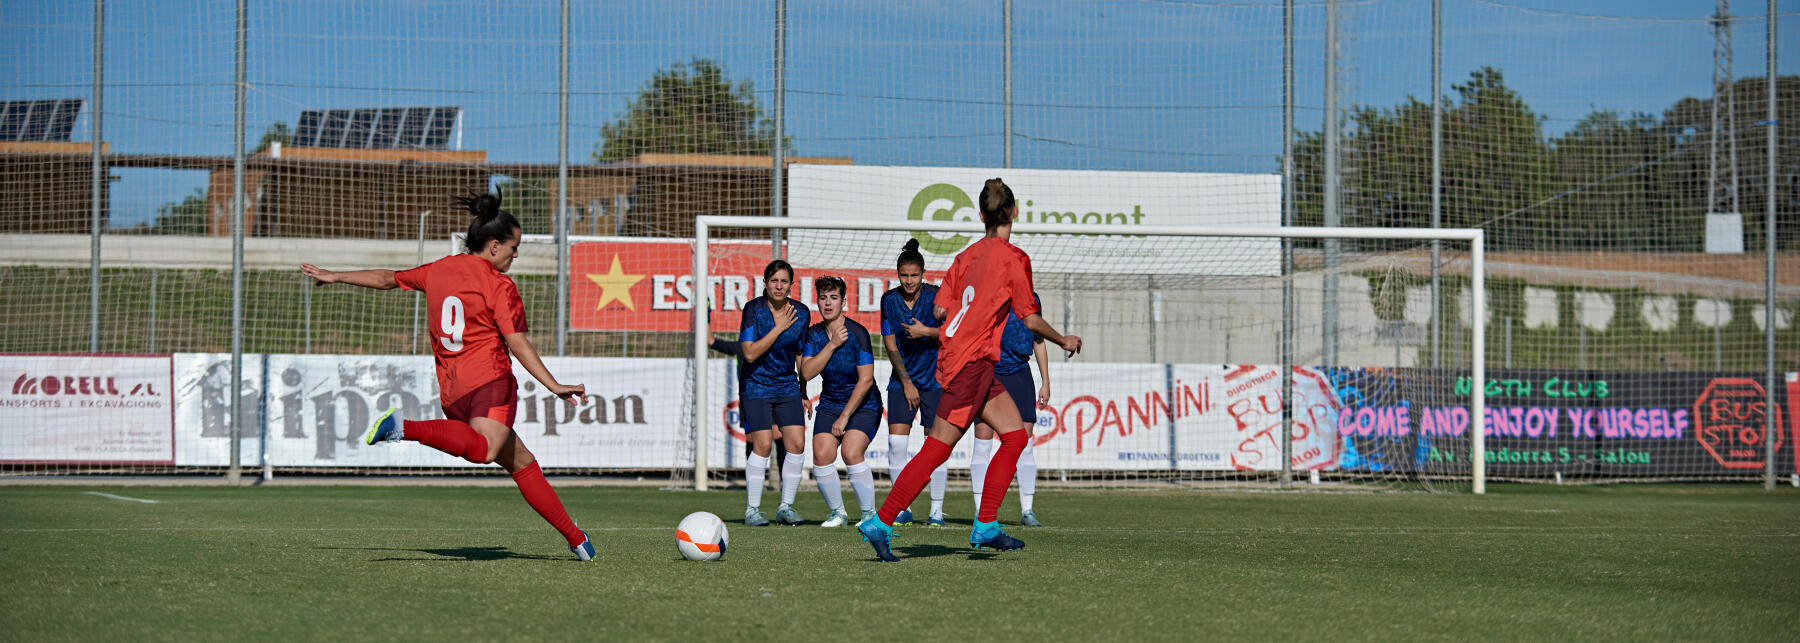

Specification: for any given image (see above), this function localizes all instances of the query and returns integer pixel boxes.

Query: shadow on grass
[319,546,563,562]
[890,543,1003,561]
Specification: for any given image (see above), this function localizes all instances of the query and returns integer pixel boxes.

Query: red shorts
[442,376,518,427]
[934,361,1007,429]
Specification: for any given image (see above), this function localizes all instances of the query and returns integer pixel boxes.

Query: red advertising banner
[570,240,945,332]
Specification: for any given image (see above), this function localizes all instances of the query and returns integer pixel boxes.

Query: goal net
[678,211,1490,494]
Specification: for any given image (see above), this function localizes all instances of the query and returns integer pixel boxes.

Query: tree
[253,121,291,154]
[1294,67,1548,249]
[594,58,787,161]
[151,188,209,235]
[1294,69,1797,252]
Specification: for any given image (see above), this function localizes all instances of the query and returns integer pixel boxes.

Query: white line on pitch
[2,526,665,533]
[81,491,159,504]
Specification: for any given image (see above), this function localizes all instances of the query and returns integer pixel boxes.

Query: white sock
[847,462,876,513]
[745,453,769,510]
[929,462,947,515]
[1019,440,1037,513]
[887,434,911,479]
[970,437,995,509]
[780,453,804,507]
[814,464,844,513]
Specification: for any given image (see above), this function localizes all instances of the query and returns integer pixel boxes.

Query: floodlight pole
[1004,0,1013,169]
[1322,0,1341,368]
[555,0,570,356]
[1430,0,1443,368]
[227,0,246,484]
[88,0,104,353]
[1764,0,1777,491]
[1280,0,1295,488]
[771,0,787,260]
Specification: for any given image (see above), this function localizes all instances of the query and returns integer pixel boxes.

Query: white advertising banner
[0,354,174,464]
[786,164,1281,276]
[721,361,1342,473]
[175,353,695,468]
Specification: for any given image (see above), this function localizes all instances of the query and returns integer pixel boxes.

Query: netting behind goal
[679,212,1488,493]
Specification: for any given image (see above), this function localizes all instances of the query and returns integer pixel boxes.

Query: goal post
[689,215,1487,493]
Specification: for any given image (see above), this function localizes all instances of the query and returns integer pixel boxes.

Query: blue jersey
[738,296,810,399]
[880,283,942,392]
[995,293,1043,376]
[801,318,882,414]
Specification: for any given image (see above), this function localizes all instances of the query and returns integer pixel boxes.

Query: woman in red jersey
[299,190,596,562]
[857,178,1081,562]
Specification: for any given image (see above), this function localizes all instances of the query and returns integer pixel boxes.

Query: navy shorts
[995,369,1038,424]
[741,396,805,433]
[812,405,884,439]
[885,388,943,428]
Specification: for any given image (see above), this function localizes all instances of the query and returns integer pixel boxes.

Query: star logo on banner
[587,254,646,311]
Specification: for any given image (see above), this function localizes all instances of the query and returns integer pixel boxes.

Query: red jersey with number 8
[933,236,1041,387]
[395,254,528,405]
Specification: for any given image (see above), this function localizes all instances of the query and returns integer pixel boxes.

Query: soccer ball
[676,511,728,562]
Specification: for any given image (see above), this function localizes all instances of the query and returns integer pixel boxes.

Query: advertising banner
[569,238,947,333]
[175,353,696,468]
[721,362,1329,472]
[165,351,1796,477]
[787,165,1282,275]
[0,354,174,464]
[1324,368,1796,477]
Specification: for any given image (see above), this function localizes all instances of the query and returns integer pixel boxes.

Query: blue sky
[3,0,1796,226]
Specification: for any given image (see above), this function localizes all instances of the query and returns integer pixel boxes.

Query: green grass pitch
[2,484,1795,641]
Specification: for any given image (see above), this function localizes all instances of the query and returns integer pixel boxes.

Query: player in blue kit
[798,276,884,528]
[880,239,949,526]
[738,260,812,526]
[970,293,1049,526]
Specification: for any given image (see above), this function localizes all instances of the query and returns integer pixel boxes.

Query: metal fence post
[1764,0,1778,491]
[226,0,247,484]
[555,0,571,357]
[89,0,104,354]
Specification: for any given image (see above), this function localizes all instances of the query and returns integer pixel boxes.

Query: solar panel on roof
[0,99,84,142]
[290,107,460,150]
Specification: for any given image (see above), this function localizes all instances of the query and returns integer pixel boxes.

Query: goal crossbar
[689,216,1487,493]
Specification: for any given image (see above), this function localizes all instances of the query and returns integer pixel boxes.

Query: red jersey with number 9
[933,236,1041,387]
[395,253,528,405]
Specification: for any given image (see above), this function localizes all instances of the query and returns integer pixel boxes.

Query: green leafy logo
[906,183,976,255]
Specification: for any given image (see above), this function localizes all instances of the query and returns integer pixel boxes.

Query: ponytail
[896,238,925,271]
[978,178,1015,229]
[455,188,522,254]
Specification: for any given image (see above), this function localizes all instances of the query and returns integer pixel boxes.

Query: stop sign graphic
[1693,378,1785,470]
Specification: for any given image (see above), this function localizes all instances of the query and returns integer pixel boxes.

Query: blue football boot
[363,408,404,445]
[570,530,595,562]
[893,508,915,526]
[856,514,900,563]
[969,520,1025,551]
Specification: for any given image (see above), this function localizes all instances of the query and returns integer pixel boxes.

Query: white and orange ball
[676,511,728,562]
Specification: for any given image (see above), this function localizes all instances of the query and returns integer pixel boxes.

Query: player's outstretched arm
[504,332,586,405]
[300,263,398,290]
[1021,313,1081,356]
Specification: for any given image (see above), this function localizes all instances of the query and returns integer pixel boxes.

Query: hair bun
[454,189,505,223]
[902,238,920,253]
